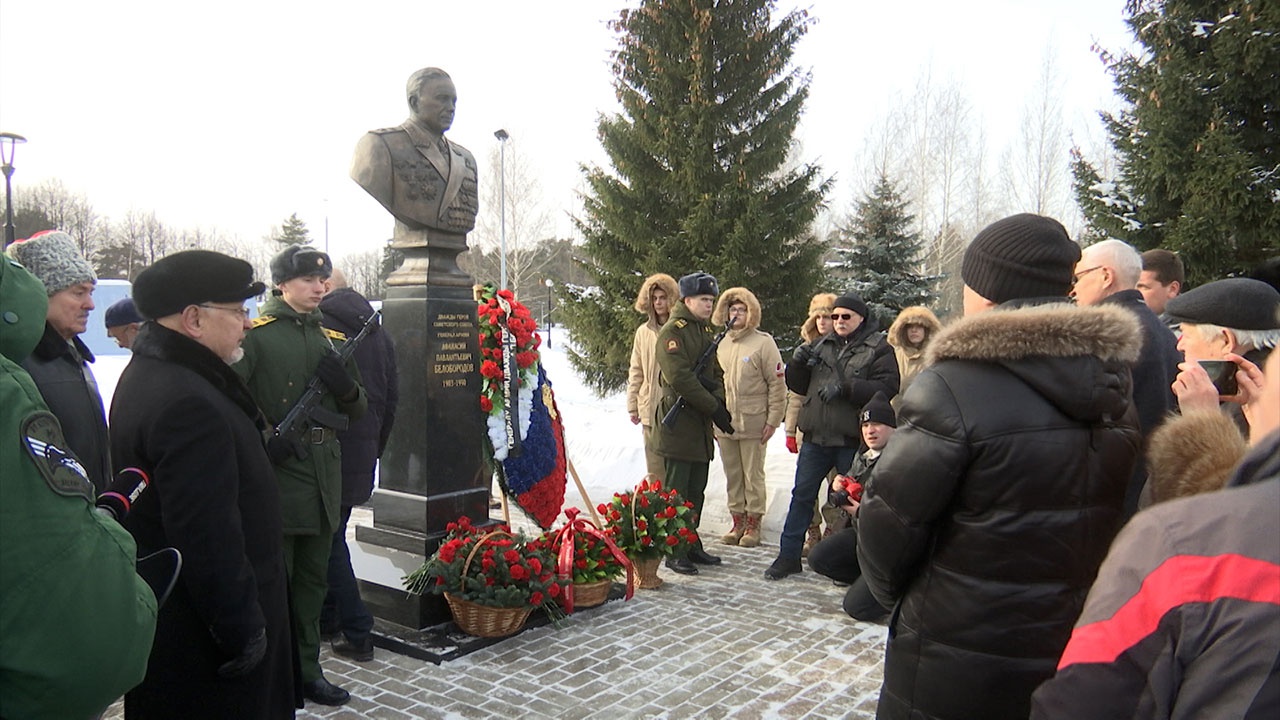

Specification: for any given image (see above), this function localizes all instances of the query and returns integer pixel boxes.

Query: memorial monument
[348,67,488,629]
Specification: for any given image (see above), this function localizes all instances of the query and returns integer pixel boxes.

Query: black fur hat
[133,251,266,320]
[678,271,718,298]
[270,245,332,285]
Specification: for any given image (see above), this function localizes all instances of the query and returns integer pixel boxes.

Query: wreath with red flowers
[475,284,540,428]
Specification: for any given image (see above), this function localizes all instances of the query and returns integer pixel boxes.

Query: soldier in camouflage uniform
[234,246,366,707]
[653,272,735,576]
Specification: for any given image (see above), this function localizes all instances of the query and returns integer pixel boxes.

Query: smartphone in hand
[1197,359,1239,395]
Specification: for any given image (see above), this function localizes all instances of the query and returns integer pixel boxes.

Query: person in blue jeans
[765,293,898,580]
[318,270,399,662]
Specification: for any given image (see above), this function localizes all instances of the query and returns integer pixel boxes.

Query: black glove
[216,627,268,679]
[267,434,305,464]
[792,343,815,366]
[316,352,357,399]
[817,382,844,403]
[711,404,735,435]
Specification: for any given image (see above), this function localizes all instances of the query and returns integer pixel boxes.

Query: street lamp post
[1,132,27,248]
[544,277,554,349]
[493,129,509,290]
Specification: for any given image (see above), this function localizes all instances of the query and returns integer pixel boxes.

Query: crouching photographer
[807,392,896,623]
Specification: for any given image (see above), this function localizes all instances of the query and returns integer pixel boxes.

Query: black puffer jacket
[319,288,398,507]
[22,323,111,493]
[785,317,899,447]
[857,300,1142,720]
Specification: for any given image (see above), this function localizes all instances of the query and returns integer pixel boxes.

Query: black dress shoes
[303,677,351,706]
[688,547,722,565]
[665,557,699,575]
[332,635,374,662]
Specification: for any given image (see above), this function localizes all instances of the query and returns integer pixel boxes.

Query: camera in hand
[1197,359,1239,396]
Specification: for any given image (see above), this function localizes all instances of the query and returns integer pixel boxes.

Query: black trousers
[807,526,889,622]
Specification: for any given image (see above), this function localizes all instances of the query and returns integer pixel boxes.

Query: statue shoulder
[368,126,404,136]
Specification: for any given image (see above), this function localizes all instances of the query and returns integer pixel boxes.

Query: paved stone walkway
[108,542,887,719]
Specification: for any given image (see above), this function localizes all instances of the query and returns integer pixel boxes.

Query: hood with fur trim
[926,302,1142,423]
[888,305,943,351]
[634,273,680,328]
[800,292,838,342]
[712,287,761,335]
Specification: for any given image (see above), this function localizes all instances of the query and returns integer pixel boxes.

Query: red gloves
[785,436,799,454]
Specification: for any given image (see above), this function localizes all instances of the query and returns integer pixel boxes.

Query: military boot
[738,513,762,548]
[801,524,822,558]
[720,512,746,545]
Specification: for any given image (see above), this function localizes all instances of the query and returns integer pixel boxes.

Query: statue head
[406,67,456,136]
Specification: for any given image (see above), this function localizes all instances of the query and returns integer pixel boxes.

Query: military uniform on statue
[234,247,366,707]
[653,272,736,575]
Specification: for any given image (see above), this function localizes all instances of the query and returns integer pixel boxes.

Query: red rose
[530,591,544,606]
[529,557,542,574]
[665,535,679,546]
[510,564,529,580]
[480,396,493,412]
[548,583,562,598]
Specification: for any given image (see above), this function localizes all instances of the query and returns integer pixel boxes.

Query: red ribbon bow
[554,507,635,612]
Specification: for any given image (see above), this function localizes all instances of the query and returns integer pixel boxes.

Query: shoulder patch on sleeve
[666,338,680,353]
[775,361,785,377]
[323,327,348,342]
[21,411,94,501]
[674,319,687,328]
[251,315,277,328]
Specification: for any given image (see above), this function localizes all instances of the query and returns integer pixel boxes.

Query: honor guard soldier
[234,245,366,707]
[653,271,735,576]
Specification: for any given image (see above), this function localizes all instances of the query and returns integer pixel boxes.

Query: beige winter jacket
[626,273,680,427]
[713,288,785,438]
[886,305,943,402]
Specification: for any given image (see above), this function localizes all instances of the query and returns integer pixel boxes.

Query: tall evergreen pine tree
[1073,0,1279,284]
[561,0,830,394]
[832,173,940,327]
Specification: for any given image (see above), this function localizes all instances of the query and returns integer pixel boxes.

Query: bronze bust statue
[350,68,479,286]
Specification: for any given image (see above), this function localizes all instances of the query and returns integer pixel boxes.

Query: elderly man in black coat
[111,251,299,719]
[318,268,398,662]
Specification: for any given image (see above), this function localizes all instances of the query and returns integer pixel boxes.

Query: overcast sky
[0,1,1132,262]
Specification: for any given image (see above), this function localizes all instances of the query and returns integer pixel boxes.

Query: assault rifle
[661,316,737,429]
[274,310,381,446]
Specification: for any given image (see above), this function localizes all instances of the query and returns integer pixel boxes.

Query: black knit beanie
[833,293,869,319]
[961,214,1080,304]
[860,391,896,428]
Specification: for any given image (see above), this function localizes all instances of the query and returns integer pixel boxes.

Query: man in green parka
[654,272,735,576]
[234,245,365,707]
[0,253,157,719]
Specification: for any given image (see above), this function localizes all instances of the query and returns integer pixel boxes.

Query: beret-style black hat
[1165,277,1280,330]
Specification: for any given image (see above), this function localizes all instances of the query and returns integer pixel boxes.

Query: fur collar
[926,302,1141,366]
[130,323,265,428]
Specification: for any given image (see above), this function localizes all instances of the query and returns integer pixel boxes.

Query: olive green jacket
[234,295,366,535]
[653,303,725,463]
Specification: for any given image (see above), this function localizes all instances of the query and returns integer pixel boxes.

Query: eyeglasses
[829,313,855,320]
[198,304,251,319]
[1072,266,1103,286]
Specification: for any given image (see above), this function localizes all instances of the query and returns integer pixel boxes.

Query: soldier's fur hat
[270,245,332,285]
[678,271,718,298]
[7,230,96,295]
[134,250,265,319]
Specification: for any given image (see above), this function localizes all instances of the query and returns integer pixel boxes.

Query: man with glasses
[235,245,366,707]
[1072,239,1182,517]
[111,250,298,717]
[765,292,898,580]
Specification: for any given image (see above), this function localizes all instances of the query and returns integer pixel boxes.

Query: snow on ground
[531,327,801,542]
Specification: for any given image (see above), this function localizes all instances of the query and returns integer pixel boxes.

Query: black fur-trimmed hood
[926,302,1142,423]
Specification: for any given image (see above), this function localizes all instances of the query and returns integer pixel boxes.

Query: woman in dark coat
[111,251,298,719]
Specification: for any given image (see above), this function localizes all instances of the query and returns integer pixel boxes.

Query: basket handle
[461,529,515,577]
